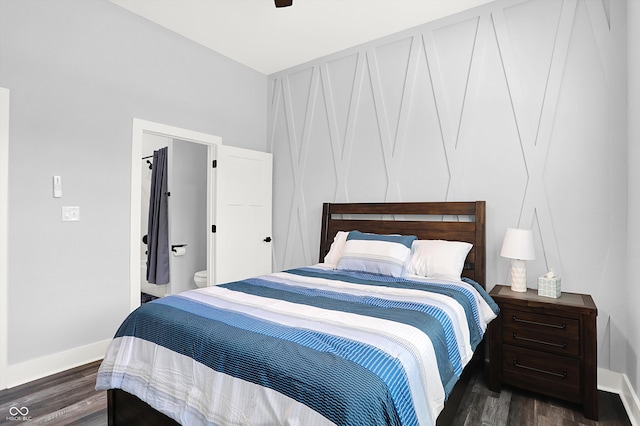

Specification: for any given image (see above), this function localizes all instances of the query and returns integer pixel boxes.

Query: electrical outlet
[62,206,80,221]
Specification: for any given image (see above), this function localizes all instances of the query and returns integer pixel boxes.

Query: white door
[211,145,273,284]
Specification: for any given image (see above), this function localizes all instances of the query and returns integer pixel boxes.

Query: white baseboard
[598,367,640,426]
[5,339,110,389]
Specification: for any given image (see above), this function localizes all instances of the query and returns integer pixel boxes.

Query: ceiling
[110,0,494,75]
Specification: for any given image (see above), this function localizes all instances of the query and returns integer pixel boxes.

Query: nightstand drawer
[488,286,598,420]
[503,345,581,403]
[502,308,580,356]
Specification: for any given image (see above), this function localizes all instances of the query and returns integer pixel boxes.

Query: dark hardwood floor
[452,366,632,426]
[0,361,632,425]
[0,361,106,426]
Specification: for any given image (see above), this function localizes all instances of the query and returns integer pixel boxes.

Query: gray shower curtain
[146,147,170,284]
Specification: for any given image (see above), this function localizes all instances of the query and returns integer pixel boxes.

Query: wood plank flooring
[451,366,632,426]
[0,361,106,426]
[0,361,632,425]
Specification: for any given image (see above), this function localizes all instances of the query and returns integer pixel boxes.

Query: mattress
[96,265,498,426]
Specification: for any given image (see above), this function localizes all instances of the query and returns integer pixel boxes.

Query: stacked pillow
[324,230,472,281]
[335,230,417,277]
[406,239,472,281]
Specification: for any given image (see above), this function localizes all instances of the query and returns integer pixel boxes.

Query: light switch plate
[62,206,80,221]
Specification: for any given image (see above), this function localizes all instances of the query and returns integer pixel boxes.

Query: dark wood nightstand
[488,285,598,420]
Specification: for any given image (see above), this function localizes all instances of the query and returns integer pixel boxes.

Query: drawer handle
[513,360,567,378]
[513,332,567,349]
[512,315,566,329]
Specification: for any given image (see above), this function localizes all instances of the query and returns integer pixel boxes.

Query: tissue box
[538,276,561,298]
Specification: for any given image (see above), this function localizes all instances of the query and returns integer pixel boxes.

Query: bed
[97,201,497,426]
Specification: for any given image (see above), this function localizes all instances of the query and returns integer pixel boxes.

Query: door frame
[0,87,9,389]
[129,119,220,311]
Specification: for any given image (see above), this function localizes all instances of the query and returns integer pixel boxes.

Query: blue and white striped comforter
[96,265,498,426]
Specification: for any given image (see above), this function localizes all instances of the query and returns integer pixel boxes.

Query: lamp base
[509,259,528,292]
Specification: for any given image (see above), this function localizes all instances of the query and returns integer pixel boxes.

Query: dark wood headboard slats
[325,220,477,240]
[319,201,486,288]
[323,201,482,216]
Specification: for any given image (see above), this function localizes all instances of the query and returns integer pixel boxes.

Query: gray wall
[268,0,630,382]
[0,0,266,367]
[168,139,208,294]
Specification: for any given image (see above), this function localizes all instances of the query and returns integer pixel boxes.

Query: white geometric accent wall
[268,0,626,370]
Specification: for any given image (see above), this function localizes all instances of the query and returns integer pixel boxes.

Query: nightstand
[488,285,598,420]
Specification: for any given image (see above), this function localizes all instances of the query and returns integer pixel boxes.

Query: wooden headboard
[319,201,486,288]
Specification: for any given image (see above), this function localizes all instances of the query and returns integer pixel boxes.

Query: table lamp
[500,228,535,292]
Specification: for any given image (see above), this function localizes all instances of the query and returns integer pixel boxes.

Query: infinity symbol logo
[9,406,29,416]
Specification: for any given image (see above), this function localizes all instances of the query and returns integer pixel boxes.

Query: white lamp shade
[500,228,535,260]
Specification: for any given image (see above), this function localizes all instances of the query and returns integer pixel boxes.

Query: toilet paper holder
[171,244,188,253]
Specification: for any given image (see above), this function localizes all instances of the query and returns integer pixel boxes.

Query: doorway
[130,119,273,312]
[140,135,209,298]
[129,119,220,312]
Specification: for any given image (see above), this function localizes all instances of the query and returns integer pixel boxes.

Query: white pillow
[408,240,472,281]
[323,231,349,266]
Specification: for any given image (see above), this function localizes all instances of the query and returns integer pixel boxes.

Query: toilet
[194,270,208,288]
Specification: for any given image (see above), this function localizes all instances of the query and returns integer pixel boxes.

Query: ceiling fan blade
[274,0,293,7]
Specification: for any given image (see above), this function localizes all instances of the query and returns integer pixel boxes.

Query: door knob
[263,237,272,242]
